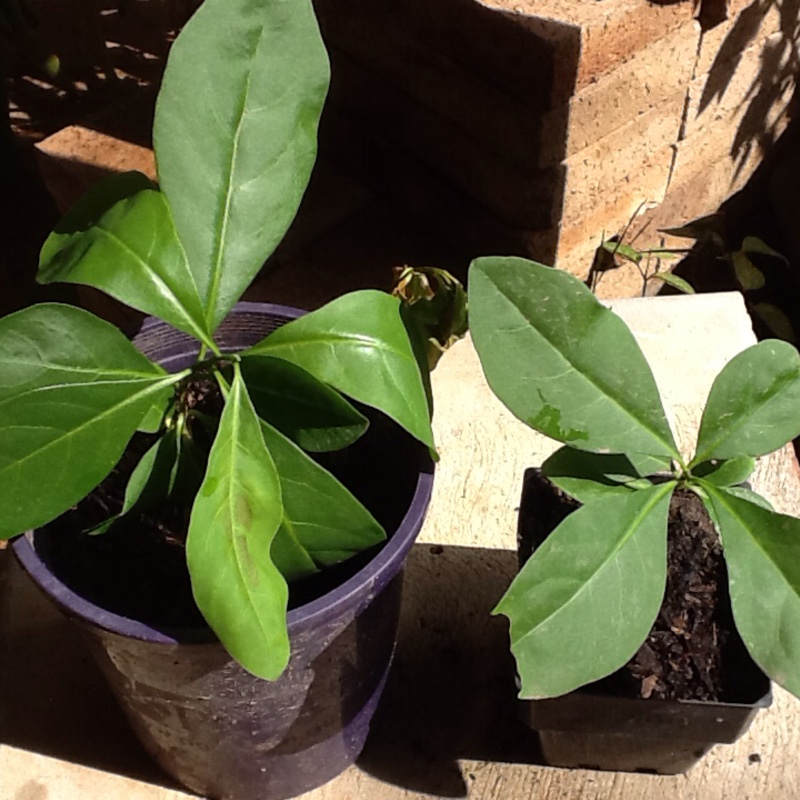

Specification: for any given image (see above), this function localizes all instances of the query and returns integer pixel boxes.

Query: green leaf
[187,369,289,680]
[720,485,774,512]
[259,418,385,580]
[239,354,368,452]
[468,258,679,460]
[656,272,695,294]
[693,340,800,464]
[495,482,674,698]
[541,446,644,503]
[0,304,184,539]
[601,239,642,265]
[751,303,795,343]
[691,455,755,487]
[39,171,154,265]
[705,487,800,698]
[243,291,434,452]
[731,251,766,291]
[87,431,179,535]
[38,188,214,349]
[153,0,330,331]
[741,236,787,263]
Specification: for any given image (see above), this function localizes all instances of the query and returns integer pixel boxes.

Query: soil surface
[518,470,754,703]
[32,395,424,634]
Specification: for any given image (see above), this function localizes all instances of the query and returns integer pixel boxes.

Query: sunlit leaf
[259,418,385,581]
[693,340,800,464]
[154,0,330,331]
[495,482,674,698]
[243,291,434,451]
[469,258,679,460]
[0,304,184,538]
[186,369,289,680]
[706,487,800,698]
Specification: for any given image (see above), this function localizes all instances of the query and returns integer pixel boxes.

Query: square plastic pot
[514,468,772,775]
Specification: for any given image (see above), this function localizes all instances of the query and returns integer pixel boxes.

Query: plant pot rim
[11,300,435,647]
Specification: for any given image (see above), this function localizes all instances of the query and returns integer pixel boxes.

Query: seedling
[0,0,433,681]
[469,256,800,700]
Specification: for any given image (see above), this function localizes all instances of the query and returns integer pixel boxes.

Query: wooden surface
[3,291,800,799]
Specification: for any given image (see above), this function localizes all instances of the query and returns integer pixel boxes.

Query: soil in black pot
[518,470,765,704]
[30,381,425,634]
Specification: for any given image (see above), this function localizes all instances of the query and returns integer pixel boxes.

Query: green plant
[469,256,800,700]
[0,0,434,681]
[663,214,795,342]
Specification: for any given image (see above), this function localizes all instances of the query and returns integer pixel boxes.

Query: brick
[686,30,796,139]
[327,51,562,229]
[482,0,696,89]
[538,22,700,165]
[560,93,685,229]
[315,0,580,109]
[35,126,156,213]
[695,0,783,78]
[671,86,792,191]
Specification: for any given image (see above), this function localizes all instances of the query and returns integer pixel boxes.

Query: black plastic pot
[12,302,435,800]
[514,467,771,775]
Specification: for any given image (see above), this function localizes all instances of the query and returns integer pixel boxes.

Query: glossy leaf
[259,418,385,581]
[39,188,214,349]
[495,482,674,698]
[705,487,800,698]
[657,272,695,294]
[469,258,679,460]
[39,171,154,265]
[691,455,755,487]
[693,340,800,464]
[541,447,643,504]
[0,304,183,538]
[186,369,289,680]
[243,291,434,451]
[239,354,368,452]
[153,0,330,331]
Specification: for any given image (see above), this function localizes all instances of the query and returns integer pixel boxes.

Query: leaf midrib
[512,483,674,646]
[489,277,677,459]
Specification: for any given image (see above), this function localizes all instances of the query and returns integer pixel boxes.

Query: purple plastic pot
[12,302,434,800]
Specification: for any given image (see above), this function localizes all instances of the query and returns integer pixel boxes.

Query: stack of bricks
[314,0,798,296]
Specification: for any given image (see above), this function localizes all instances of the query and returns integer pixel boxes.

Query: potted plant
[0,0,438,797]
[468,255,800,773]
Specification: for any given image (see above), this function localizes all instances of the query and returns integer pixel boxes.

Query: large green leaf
[0,304,183,538]
[240,354,368,452]
[39,171,154,265]
[541,446,644,504]
[259,418,385,581]
[469,258,679,461]
[693,340,800,465]
[186,369,289,679]
[39,188,214,349]
[153,0,330,331]
[705,487,800,698]
[242,291,434,451]
[690,455,755,487]
[495,482,674,698]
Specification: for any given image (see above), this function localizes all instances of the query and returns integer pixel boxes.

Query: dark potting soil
[518,470,753,704]
[32,381,423,634]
